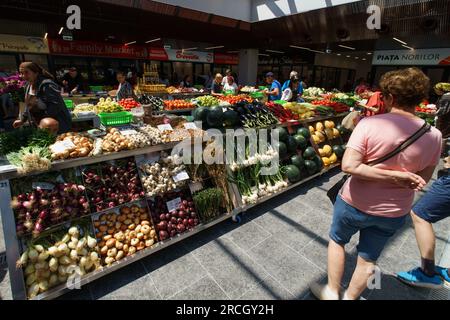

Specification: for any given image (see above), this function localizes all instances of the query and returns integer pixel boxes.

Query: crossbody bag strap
[367,122,431,167]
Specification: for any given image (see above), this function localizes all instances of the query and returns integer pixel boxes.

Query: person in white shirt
[223,76,238,95]
[221,69,232,86]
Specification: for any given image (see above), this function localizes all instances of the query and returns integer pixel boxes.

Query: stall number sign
[166,197,182,212]
[372,48,450,66]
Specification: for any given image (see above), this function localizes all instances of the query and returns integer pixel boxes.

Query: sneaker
[309,282,339,300]
[397,267,443,289]
[435,266,450,288]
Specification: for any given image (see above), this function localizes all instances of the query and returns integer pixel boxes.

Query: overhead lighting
[362,58,367,61]
[336,53,341,56]
[355,57,359,59]
[289,45,311,50]
[346,55,351,58]
[289,45,324,54]
[44,33,48,39]
[258,53,270,57]
[125,41,137,46]
[367,52,373,55]
[182,47,198,51]
[402,44,414,50]
[58,27,64,35]
[145,38,161,43]
[266,49,285,54]
[338,44,356,50]
[393,37,407,45]
[205,45,225,50]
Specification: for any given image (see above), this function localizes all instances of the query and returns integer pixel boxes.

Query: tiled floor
[1,168,449,300]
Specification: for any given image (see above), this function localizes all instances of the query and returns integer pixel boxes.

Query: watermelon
[312,155,324,172]
[286,136,298,153]
[223,110,239,127]
[332,145,345,158]
[297,127,311,139]
[293,134,308,150]
[303,147,316,160]
[207,106,224,128]
[304,160,318,175]
[290,155,304,169]
[273,127,288,142]
[284,165,301,183]
[275,141,288,158]
[193,107,209,123]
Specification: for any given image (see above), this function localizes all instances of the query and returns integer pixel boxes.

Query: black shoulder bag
[327,122,432,204]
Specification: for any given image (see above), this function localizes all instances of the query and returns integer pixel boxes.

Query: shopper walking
[263,72,282,101]
[14,62,72,134]
[396,155,450,289]
[309,68,442,300]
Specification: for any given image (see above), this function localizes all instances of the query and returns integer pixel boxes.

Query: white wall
[152,0,252,22]
[153,0,363,22]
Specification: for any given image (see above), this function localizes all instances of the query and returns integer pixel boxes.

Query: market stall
[0,88,356,300]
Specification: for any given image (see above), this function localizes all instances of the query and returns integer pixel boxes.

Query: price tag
[157,124,173,132]
[183,122,197,130]
[32,182,55,190]
[51,140,76,153]
[120,129,138,136]
[172,170,189,183]
[166,197,182,212]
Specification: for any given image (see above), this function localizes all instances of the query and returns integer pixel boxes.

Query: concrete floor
[1,168,449,300]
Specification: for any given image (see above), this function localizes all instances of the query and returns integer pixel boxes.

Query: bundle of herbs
[193,188,224,222]
[0,127,56,156]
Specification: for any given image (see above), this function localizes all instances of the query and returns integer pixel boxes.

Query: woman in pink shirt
[310,68,442,300]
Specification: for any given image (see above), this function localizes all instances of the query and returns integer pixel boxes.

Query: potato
[106,238,116,248]
[103,235,112,241]
[100,245,108,255]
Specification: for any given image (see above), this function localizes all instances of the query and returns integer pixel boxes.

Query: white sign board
[372,48,450,66]
[0,34,49,54]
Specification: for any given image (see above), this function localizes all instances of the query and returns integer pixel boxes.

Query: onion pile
[101,128,136,153]
[11,184,89,237]
[50,132,93,160]
[83,159,145,212]
[139,152,187,197]
[137,125,163,145]
[17,225,100,299]
[93,204,158,265]
[149,191,200,241]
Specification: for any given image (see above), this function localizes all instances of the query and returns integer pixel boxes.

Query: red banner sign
[48,39,149,59]
[214,53,239,65]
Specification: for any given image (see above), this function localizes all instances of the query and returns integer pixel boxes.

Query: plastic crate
[98,111,133,126]
[273,100,287,105]
[250,92,264,99]
[90,86,104,93]
[64,99,74,109]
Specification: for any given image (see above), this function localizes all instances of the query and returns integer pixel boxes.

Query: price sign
[172,171,189,183]
[183,122,197,130]
[166,197,182,212]
[120,129,138,136]
[50,140,76,153]
[32,182,55,190]
[157,124,173,132]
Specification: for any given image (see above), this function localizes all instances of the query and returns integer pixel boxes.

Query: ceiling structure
[0,0,449,58]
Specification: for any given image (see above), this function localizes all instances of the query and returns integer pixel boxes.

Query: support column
[238,49,258,86]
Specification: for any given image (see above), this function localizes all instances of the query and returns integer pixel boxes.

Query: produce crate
[250,92,264,99]
[274,100,287,105]
[89,86,104,93]
[98,111,133,126]
[64,99,74,109]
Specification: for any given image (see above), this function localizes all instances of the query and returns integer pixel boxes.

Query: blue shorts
[413,174,450,223]
[329,196,406,262]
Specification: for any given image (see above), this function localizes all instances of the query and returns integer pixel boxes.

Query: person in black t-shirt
[211,73,224,97]
[62,67,84,94]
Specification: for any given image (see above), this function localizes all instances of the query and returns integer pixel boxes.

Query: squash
[322,157,331,167]
[315,122,324,132]
[324,120,335,129]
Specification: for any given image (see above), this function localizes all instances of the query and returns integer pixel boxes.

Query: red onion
[159,230,169,240]
[159,213,167,221]
[177,224,186,233]
[170,229,177,237]
[157,221,168,231]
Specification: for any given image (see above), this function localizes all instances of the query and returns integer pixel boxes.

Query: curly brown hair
[379,67,430,108]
